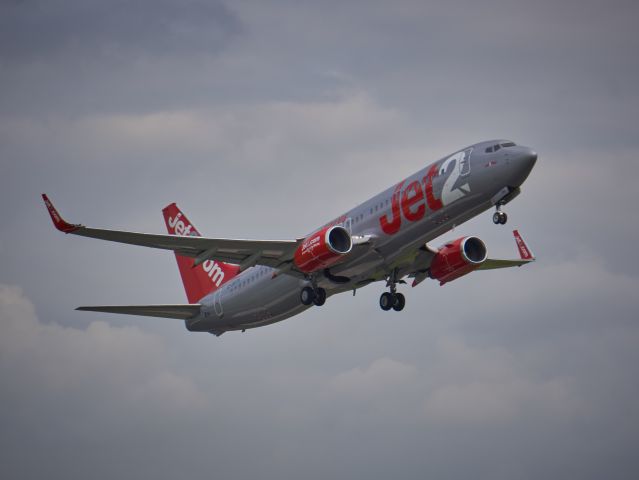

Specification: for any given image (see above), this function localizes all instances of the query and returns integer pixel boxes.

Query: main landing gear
[492,204,508,225]
[379,268,406,312]
[300,286,327,307]
[379,291,405,311]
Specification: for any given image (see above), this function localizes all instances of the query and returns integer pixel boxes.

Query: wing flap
[76,304,202,319]
[478,258,535,270]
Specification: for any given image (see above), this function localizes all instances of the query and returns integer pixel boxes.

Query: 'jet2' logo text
[380,150,471,235]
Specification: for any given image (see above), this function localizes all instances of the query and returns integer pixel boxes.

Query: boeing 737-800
[43,139,537,336]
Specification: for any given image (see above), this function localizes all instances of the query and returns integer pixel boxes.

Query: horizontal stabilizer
[76,304,202,319]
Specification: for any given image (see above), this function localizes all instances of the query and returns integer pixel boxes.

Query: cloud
[2,1,639,478]
[0,0,240,63]
[422,338,583,424]
[330,357,418,396]
[0,284,207,437]
[0,0,242,116]
[53,92,407,168]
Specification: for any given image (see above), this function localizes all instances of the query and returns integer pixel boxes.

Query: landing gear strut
[492,204,508,225]
[300,286,327,307]
[379,268,406,312]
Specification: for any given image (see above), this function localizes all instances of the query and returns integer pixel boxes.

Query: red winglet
[42,194,80,233]
[513,230,534,260]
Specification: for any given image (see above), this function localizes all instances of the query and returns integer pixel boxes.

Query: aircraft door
[213,291,223,317]
[342,217,353,234]
[459,148,472,177]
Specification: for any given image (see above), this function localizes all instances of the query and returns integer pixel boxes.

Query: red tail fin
[162,204,239,303]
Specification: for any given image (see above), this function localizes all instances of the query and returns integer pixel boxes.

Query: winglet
[513,230,535,260]
[42,194,81,233]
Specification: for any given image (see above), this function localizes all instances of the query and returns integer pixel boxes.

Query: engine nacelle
[430,236,487,285]
[294,225,353,273]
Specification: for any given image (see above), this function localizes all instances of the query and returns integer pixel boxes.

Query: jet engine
[294,225,353,273]
[430,236,487,285]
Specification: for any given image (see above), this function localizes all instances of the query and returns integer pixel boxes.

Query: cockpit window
[487,142,516,153]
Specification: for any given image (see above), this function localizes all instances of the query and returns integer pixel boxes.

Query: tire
[493,212,501,224]
[380,292,393,311]
[313,288,327,306]
[392,292,406,311]
[300,286,315,306]
[499,212,508,224]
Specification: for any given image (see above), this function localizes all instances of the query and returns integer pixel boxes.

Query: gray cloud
[0,0,240,61]
[0,0,241,116]
[2,0,639,478]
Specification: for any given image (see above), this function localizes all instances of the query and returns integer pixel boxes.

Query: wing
[477,230,536,270]
[43,194,298,270]
[408,230,535,287]
[76,304,202,319]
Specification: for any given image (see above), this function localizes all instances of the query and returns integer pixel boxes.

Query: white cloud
[38,91,409,167]
[0,284,207,417]
[329,357,418,396]
[422,337,583,424]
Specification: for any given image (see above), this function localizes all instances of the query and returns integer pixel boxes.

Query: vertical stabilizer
[162,204,239,303]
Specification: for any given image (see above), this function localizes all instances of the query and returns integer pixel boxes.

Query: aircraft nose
[521,147,538,170]
[509,146,537,186]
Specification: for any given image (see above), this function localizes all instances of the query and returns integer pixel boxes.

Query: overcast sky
[2,0,639,478]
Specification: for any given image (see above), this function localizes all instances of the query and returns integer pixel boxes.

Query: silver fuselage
[186,140,537,333]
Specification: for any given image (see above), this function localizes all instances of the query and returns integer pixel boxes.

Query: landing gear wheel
[380,292,393,311]
[313,288,327,306]
[300,286,315,306]
[392,292,406,311]
[492,211,508,225]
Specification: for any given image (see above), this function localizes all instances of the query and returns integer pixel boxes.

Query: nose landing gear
[379,268,406,312]
[493,204,508,225]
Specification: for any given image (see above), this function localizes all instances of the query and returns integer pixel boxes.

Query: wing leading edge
[76,304,202,319]
[42,194,299,270]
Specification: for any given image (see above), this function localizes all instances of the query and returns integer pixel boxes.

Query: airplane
[43,139,537,336]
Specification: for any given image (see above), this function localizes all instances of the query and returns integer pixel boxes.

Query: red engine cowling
[294,225,353,273]
[430,236,487,285]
